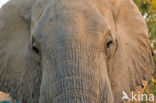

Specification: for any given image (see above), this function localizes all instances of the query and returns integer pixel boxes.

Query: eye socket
[104,34,118,60]
[29,39,41,55]
[29,38,42,65]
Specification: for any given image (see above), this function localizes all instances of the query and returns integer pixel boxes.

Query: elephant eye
[106,40,113,48]
[29,39,42,65]
[104,33,118,60]
[29,39,41,55]
[32,45,40,54]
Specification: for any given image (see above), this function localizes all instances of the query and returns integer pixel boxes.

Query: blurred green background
[133,0,156,98]
[133,0,156,63]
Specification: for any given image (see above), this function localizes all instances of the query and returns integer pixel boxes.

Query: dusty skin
[0,0,155,103]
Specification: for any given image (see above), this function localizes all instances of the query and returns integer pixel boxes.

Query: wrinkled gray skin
[0,0,155,103]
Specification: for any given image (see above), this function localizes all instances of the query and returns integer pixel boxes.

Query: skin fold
[0,0,155,103]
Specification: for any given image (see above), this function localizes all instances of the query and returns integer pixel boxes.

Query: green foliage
[133,0,156,98]
[148,79,156,95]
[134,0,156,64]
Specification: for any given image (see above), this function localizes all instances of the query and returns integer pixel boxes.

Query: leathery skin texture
[0,0,155,103]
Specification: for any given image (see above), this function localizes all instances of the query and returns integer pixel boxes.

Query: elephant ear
[0,1,41,102]
[110,0,155,101]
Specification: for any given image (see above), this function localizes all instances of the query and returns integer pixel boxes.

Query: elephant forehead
[48,0,116,30]
[32,2,112,38]
[30,0,116,48]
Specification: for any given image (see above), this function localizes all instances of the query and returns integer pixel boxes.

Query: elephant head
[0,0,155,103]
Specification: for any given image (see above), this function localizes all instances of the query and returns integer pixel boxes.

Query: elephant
[0,0,155,103]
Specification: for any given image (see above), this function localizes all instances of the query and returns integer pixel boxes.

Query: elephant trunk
[50,73,98,103]
[39,38,102,103]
